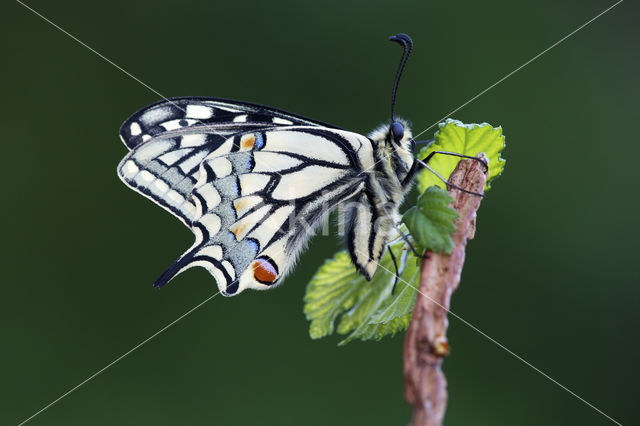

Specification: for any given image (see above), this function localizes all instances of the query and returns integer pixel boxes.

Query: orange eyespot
[240,135,256,150]
[252,257,278,284]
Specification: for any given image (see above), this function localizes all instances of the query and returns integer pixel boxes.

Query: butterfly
[117,33,481,296]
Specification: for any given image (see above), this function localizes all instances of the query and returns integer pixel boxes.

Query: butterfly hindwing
[152,127,374,295]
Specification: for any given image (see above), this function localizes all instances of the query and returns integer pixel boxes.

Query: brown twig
[403,153,489,426]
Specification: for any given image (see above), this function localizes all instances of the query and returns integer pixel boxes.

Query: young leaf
[304,229,420,344]
[416,119,506,194]
[303,252,369,339]
[339,250,420,345]
[368,269,419,325]
[339,315,411,345]
[402,187,458,254]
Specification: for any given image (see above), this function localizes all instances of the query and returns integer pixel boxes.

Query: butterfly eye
[390,121,404,142]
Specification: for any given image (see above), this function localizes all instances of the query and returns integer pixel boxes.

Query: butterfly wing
[120,122,376,296]
[119,96,341,149]
[117,97,342,226]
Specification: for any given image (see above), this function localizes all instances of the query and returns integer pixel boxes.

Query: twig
[403,153,489,426]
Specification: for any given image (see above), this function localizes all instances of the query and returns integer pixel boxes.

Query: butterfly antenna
[389,33,413,122]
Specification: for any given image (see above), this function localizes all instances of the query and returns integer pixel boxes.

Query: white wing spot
[239,174,271,196]
[140,106,173,125]
[233,114,248,123]
[208,157,233,178]
[181,134,208,147]
[196,185,221,211]
[273,117,293,125]
[161,119,196,131]
[199,213,221,235]
[123,160,139,177]
[166,190,184,205]
[186,105,214,119]
[142,135,152,142]
[181,202,196,219]
[139,170,155,183]
[198,245,223,260]
[153,179,169,193]
[129,122,142,136]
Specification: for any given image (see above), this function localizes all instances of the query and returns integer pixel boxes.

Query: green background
[2,0,638,424]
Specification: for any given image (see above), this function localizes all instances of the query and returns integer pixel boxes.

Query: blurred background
[2,0,638,424]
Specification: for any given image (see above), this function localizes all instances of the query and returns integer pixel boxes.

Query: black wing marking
[119,96,342,150]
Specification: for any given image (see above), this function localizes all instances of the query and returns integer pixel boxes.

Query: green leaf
[339,315,412,345]
[368,268,419,324]
[304,119,507,344]
[338,250,420,345]
[416,119,506,194]
[303,252,368,339]
[402,186,458,254]
[304,228,420,344]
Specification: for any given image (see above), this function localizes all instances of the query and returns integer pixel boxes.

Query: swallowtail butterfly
[117,34,481,296]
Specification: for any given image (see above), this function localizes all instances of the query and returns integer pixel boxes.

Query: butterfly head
[389,119,416,150]
[390,121,405,142]
[367,118,415,187]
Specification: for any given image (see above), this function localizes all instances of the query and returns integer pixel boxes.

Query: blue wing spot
[246,238,260,254]
[254,133,265,150]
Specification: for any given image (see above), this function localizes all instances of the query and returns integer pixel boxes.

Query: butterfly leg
[387,245,400,295]
[416,151,488,198]
[381,204,426,259]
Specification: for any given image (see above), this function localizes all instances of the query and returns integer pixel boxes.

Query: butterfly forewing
[117,97,343,226]
[119,96,340,149]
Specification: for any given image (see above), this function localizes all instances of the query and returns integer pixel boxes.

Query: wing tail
[154,256,189,289]
[154,242,239,296]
